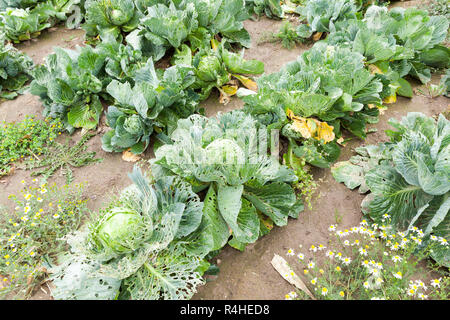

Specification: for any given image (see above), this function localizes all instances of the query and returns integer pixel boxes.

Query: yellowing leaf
[221,85,238,96]
[312,32,323,41]
[211,39,219,51]
[122,149,141,162]
[232,74,258,91]
[287,109,335,143]
[383,94,397,104]
[368,64,383,75]
[292,119,312,139]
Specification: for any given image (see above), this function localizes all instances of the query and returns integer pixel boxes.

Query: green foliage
[49,166,206,300]
[332,113,450,267]
[0,117,61,177]
[0,40,33,99]
[0,180,87,299]
[20,132,103,184]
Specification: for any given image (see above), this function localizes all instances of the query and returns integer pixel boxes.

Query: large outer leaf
[217,184,259,244]
[392,131,430,187]
[332,161,366,192]
[67,96,103,130]
[122,244,204,300]
[243,182,296,227]
[365,164,433,228]
[201,185,230,250]
[50,257,121,300]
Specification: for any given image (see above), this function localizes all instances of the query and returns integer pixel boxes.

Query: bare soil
[0,1,448,300]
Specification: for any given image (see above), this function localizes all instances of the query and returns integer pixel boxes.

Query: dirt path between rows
[0,1,448,300]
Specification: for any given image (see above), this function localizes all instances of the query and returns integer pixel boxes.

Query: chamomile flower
[343,240,350,246]
[24,206,31,214]
[392,255,402,263]
[297,253,305,260]
[287,248,295,256]
[307,261,315,269]
[393,271,402,279]
[362,260,370,267]
[407,288,415,296]
[430,278,441,288]
[24,193,32,200]
[36,197,43,203]
[339,291,345,298]
[321,287,328,296]
[418,293,428,300]
[328,225,336,232]
[53,213,60,219]
[439,237,448,246]
[318,244,326,251]
[342,257,352,265]
[363,281,370,289]
[309,245,317,252]
[359,248,368,256]
[325,250,334,259]
[310,278,317,285]
[335,266,341,272]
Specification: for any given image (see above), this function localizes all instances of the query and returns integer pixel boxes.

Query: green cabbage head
[94,207,144,253]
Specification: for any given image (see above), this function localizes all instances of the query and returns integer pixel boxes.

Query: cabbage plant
[174,40,264,102]
[0,40,33,99]
[295,0,357,39]
[246,0,284,19]
[126,0,251,62]
[332,113,450,267]
[50,166,206,300]
[153,110,303,251]
[325,5,450,93]
[239,42,383,168]
[82,0,144,41]
[29,45,108,133]
[102,59,199,154]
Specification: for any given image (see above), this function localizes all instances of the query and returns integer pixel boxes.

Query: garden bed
[0,0,448,300]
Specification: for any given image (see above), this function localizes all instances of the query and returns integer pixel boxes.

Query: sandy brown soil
[0,1,449,300]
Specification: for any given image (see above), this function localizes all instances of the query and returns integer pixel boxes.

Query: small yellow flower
[339,291,345,297]
[3,255,10,259]
[335,266,341,272]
